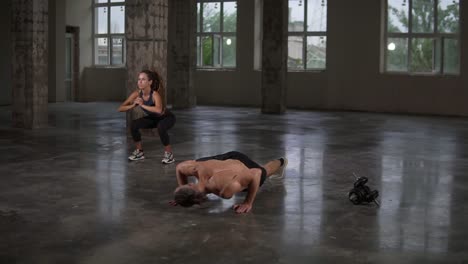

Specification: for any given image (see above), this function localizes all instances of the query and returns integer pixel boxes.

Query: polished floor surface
[1,102,468,263]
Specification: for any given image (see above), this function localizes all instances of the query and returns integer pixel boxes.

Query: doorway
[65,26,80,101]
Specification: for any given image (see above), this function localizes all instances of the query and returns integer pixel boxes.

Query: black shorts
[196,151,267,187]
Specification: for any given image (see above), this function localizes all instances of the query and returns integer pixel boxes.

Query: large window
[196,0,237,68]
[93,0,125,66]
[288,0,327,70]
[384,0,460,74]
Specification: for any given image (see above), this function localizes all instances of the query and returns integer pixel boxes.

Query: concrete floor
[1,102,468,263]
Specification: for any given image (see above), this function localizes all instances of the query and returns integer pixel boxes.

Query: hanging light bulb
[298,0,302,7]
[321,0,325,7]
[402,0,406,6]
[120,6,123,12]
[214,2,218,9]
[103,7,106,13]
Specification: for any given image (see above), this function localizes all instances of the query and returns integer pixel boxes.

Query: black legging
[130,111,176,146]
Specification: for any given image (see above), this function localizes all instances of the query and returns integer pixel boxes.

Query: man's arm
[170,162,192,206]
[176,165,188,186]
[232,172,261,214]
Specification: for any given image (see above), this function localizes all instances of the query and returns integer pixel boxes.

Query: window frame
[287,0,328,71]
[383,0,461,75]
[196,0,238,70]
[92,0,126,67]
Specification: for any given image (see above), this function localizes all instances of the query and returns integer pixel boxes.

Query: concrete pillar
[126,0,168,121]
[0,1,12,106]
[261,0,288,114]
[167,0,196,109]
[11,0,49,128]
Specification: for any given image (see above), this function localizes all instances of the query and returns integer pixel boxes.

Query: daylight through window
[288,0,327,70]
[196,0,237,68]
[385,0,460,74]
[93,0,126,66]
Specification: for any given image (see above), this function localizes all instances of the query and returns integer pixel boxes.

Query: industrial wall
[2,0,467,116]
[194,0,468,116]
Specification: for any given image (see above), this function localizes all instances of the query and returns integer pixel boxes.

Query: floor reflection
[378,129,455,253]
[281,133,324,247]
[95,134,127,224]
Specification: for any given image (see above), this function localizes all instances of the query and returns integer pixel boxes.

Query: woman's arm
[139,91,164,114]
[117,91,139,112]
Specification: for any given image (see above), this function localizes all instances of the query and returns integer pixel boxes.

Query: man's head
[174,184,206,207]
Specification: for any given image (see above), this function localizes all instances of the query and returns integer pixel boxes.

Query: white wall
[66,0,93,73]
[65,0,126,102]
[194,0,468,116]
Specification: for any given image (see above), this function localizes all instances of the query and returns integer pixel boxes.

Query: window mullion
[220,1,224,66]
[434,0,439,73]
[407,0,413,72]
[211,35,215,66]
[383,0,388,72]
[303,0,308,69]
[108,3,112,65]
[199,3,203,66]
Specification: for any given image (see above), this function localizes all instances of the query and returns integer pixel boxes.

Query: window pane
[443,38,459,74]
[203,3,221,32]
[223,36,236,67]
[288,36,303,69]
[213,35,221,66]
[202,36,213,66]
[110,0,125,2]
[437,0,459,33]
[197,3,200,32]
[95,0,107,3]
[386,37,408,71]
[223,2,237,32]
[95,38,109,65]
[306,36,326,69]
[197,37,201,66]
[307,0,327,31]
[410,38,434,72]
[95,7,108,34]
[387,0,409,33]
[110,6,125,33]
[111,37,124,65]
[412,0,434,33]
[288,0,304,32]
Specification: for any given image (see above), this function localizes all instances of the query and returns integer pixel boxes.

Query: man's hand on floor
[233,203,252,214]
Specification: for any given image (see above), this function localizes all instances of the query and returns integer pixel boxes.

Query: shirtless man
[169,151,288,214]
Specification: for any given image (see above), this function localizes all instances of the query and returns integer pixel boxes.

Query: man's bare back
[177,159,261,198]
[172,151,287,213]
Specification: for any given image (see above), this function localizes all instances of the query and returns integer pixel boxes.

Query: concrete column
[11,0,49,128]
[1,1,12,106]
[261,0,288,114]
[167,0,196,109]
[126,0,168,121]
